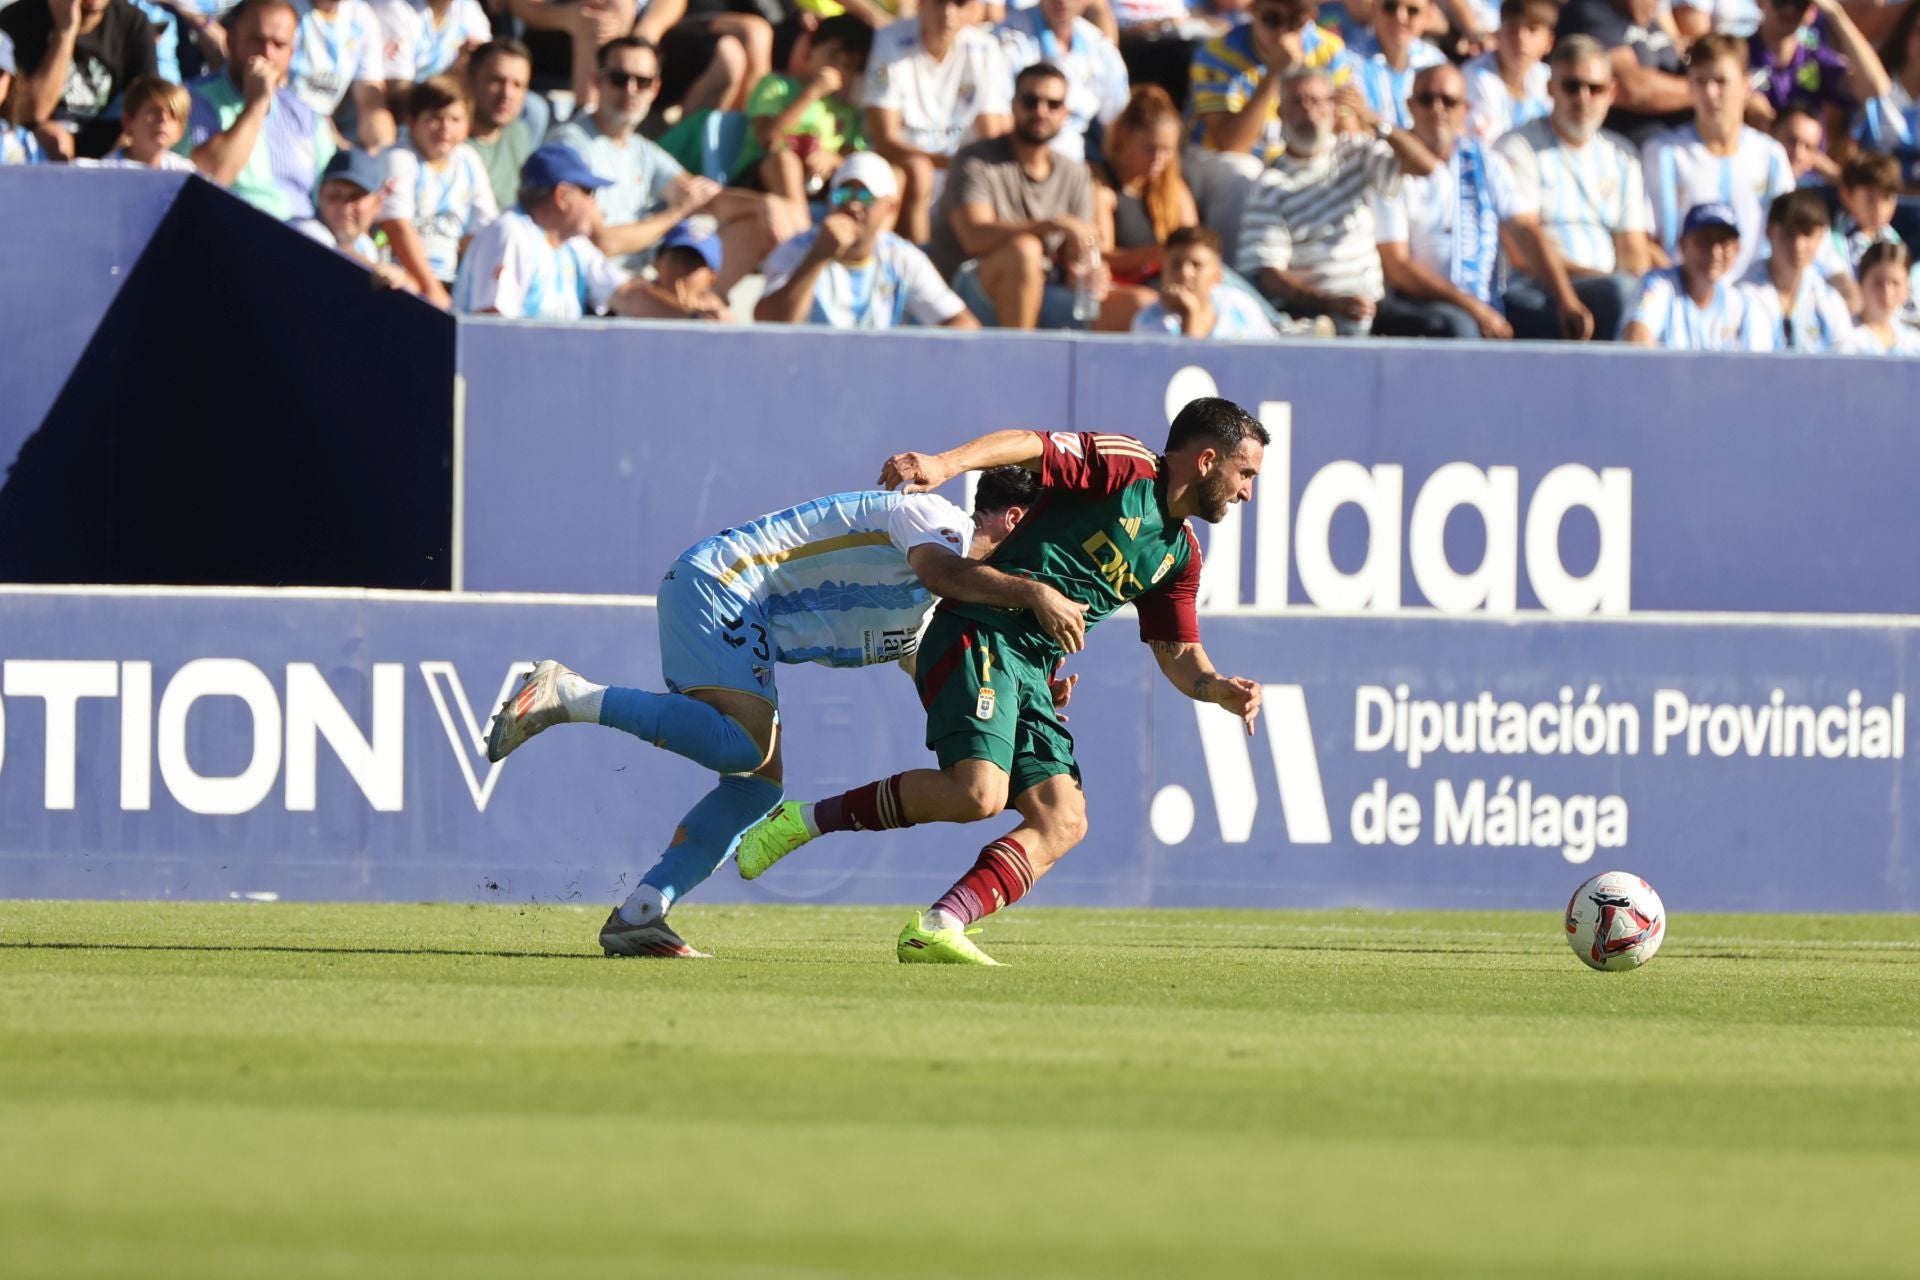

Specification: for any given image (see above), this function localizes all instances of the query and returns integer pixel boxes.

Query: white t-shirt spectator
[1836,323,1920,356]
[763,228,967,328]
[1671,0,1761,37]
[1237,134,1401,303]
[452,209,627,319]
[289,0,384,117]
[1736,258,1854,353]
[1463,51,1549,142]
[863,21,1013,158]
[1374,142,1531,291]
[1131,287,1281,339]
[1641,123,1794,278]
[381,141,498,282]
[97,148,198,170]
[380,0,491,81]
[994,9,1129,162]
[1627,265,1770,351]
[1496,116,1647,274]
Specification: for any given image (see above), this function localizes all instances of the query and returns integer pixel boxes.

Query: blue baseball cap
[318,148,386,196]
[658,220,723,274]
[520,144,612,193]
[0,31,17,77]
[1681,201,1740,238]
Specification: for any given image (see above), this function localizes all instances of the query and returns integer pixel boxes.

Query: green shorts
[913,611,1080,799]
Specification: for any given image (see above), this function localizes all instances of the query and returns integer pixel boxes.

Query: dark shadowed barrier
[0,170,454,588]
[0,587,1911,912]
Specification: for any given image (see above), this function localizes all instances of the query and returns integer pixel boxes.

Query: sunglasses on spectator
[1017,92,1068,111]
[1255,8,1309,28]
[1411,91,1463,108]
[603,70,659,90]
[831,185,879,206]
[1557,76,1608,95]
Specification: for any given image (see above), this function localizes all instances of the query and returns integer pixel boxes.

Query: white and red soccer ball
[1565,871,1666,971]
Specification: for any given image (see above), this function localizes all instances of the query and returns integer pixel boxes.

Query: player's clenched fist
[879,451,954,492]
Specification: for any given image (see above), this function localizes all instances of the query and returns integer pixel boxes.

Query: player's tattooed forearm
[1192,673,1217,702]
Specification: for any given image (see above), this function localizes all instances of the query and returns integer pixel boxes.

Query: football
[1565,871,1667,971]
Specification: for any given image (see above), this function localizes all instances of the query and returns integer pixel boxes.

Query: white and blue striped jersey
[451,209,628,318]
[1353,41,1447,130]
[1628,266,1771,351]
[289,0,383,118]
[1856,85,1919,186]
[1641,123,1794,279]
[1737,258,1853,353]
[1131,286,1281,339]
[381,142,498,283]
[682,492,974,668]
[761,229,968,329]
[1463,51,1548,142]
[1495,117,1647,274]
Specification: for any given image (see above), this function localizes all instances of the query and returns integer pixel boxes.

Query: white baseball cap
[829,151,898,201]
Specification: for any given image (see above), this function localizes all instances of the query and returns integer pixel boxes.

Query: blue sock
[598,686,763,774]
[640,775,785,905]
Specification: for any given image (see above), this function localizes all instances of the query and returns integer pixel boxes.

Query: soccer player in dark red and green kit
[734,397,1269,964]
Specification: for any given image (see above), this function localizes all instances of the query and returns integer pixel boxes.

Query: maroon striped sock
[931,837,1034,926]
[812,773,914,834]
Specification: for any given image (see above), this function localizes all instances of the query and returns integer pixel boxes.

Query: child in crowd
[619,220,736,321]
[1833,149,1920,327]
[379,74,499,308]
[100,77,198,171]
[0,32,45,166]
[733,16,873,210]
[1624,201,1769,351]
[300,149,421,292]
[1738,187,1853,352]
[1462,0,1552,142]
[1131,225,1281,339]
[1838,241,1920,354]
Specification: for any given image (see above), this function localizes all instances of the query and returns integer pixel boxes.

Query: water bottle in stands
[1072,241,1101,326]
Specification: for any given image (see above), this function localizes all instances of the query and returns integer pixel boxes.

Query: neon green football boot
[735,801,816,880]
[896,911,1001,966]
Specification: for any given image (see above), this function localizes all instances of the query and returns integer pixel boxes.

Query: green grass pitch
[1,901,1915,1278]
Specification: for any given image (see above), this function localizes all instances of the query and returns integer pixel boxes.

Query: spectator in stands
[297,146,421,289]
[467,39,541,212]
[1672,0,1761,42]
[732,15,873,210]
[0,34,49,165]
[931,61,1106,329]
[387,0,493,90]
[1746,0,1888,125]
[185,0,338,222]
[379,73,497,305]
[1235,66,1438,335]
[1374,62,1589,338]
[1834,149,1909,270]
[1837,240,1920,353]
[510,0,765,123]
[1496,35,1649,339]
[0,0,157,159]
[1643,34,1794,278]
[996,0,1131,161]
[287,0,396,151]
[1188,0,1351,165]
[1095,83,1196,320]
[1738,186,1853,351]
[98,74,197,169]
[619,218,738,319]
[1856,4,1919,191]
[1623,200,1770,348]
[1462,0,1552,142]
[1773,106,1835,184]
[452,142,652,316]
[551,36,789,290]
[757,150,981,327]
[1132,224,1282,336]
[1352,0,1445,128]
[864,0,1014,243]
[1116,0,1217,118]
[1554,0,1689,145]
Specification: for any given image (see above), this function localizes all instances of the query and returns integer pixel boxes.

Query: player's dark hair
[1165,397,1269,456]
[974,465,1042,514]
[1767,186,1830,233]
[812,14,875,60]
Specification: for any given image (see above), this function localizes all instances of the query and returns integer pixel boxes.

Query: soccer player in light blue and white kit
[485,471,1086,958]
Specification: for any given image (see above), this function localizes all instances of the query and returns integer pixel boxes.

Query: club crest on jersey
[1151,552,1175,584]
[975,687,997,720]
[939,528,962,547]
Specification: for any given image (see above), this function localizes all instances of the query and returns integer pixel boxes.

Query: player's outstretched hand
[1032,586,1088,654]
[1215,676,1263,735]
[879,451,953,492]
[1048,669,1078,720]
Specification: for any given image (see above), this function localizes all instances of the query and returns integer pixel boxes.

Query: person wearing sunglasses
[1747,0,1888,126]
[1374,62,1587,339]
[1189,0,1353,164]
[1495,34,1652,339]
[994,0,1131,163]
[1551,0,1689,145]
[1352,0,1445,129]
[756,150,982,328]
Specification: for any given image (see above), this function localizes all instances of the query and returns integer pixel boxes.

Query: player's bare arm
[879,430,1046,492]
[905,545,1088,653]
[1148,639,1262,736]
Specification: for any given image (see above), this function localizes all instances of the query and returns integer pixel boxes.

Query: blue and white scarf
[1449,138,1502,306]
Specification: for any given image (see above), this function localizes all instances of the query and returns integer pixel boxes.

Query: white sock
[556,673,606,723]
[618,884,669,927]
[799,802,823,838]
[923,907,962,933]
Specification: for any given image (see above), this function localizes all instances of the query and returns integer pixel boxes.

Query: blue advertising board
[1,588,1911,913]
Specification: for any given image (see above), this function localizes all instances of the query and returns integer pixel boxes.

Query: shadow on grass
[0,940,602,962]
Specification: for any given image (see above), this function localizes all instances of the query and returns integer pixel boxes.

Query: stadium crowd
[3,0,1918,350]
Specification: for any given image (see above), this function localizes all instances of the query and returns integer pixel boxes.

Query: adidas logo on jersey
[1120,516,1142,540]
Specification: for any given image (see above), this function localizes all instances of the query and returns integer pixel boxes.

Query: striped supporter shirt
[1235,133,1400,302]
[1494,115,1646,275]
[681,492,975,668]
[1641,122,1794,280]
[289,0,384,117]
[1627,265,1770,352]
[1351,40,1446,130]
[1186,21,1351,164]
